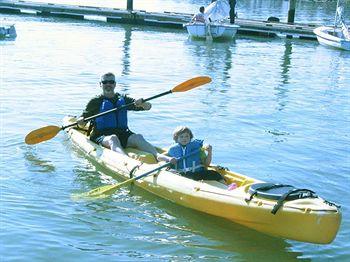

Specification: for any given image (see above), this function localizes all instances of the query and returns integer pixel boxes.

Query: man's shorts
[181,169,222,181]
[94,129,134,148]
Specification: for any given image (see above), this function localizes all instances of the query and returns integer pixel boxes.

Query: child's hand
[203,144,212,153]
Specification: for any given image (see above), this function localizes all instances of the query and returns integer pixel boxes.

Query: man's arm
[82,96,102,118]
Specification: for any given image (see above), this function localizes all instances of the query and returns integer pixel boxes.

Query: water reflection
[23,146,56,173]
[118,26,132,93]
[185,38,235,82]
[328,51,350,87]
[280,39,292,85]
[121,26,131,77]
[182,38,237,125]
[274,39,292,112]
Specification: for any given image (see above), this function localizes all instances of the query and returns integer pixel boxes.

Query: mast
[334,0,340,29]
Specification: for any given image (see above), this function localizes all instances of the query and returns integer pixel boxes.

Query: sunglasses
[101,80,115,84]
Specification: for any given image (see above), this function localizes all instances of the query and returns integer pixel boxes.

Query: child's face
[177,132,191,146]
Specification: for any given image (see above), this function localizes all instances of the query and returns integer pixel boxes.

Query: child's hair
[173,126,193,142]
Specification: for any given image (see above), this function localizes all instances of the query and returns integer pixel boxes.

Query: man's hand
[76,116,85,126]
[135,98,151,110]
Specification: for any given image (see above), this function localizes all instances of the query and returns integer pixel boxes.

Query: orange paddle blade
[172,76,212,92]
[25,125,61,145]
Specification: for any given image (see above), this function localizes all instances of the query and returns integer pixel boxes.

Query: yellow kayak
[64,116,341,244]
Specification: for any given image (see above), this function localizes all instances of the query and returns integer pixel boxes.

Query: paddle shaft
[123,162,172,186]
[62,90,172,130]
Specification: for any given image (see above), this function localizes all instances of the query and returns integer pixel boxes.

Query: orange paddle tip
[172,76,212,92]
[25,125,61,145]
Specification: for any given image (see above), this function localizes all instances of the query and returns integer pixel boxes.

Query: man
[77,72,169,161]
[191,6,207,23]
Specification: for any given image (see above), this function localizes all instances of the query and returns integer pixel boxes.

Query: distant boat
[314,26,350,50]
[314,0,350,50]
[0,24,17,39]
[184,22,239,40]
[184,0,239,40]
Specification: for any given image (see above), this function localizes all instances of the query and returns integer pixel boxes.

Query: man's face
[177,132,191,146]
[101,76,116,98]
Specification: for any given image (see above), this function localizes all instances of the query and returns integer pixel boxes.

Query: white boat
[0,24,17,39]
[184,22,239,39]
[314,26,350,50]
[184,0,239,40]
[314,0,350,50]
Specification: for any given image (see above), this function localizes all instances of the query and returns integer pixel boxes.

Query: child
[164,126,223,181]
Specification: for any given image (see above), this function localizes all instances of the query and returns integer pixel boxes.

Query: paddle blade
[25,125,61,145]
[172,76,212,92]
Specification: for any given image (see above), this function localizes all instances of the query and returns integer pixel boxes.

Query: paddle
[25,76,212,145]
[72,150,199,200]
[73,162,172,200]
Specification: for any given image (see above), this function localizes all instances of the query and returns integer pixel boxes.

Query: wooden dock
[0,0,319,40]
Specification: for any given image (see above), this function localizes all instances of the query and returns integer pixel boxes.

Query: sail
[336,5,345,24]
[334,0,348,25]
[341,21,350,40]
[335,0,349,39]
[204,0,230,22]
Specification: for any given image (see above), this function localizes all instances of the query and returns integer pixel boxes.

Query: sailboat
[314,0,350,50]
[184,0,239,40]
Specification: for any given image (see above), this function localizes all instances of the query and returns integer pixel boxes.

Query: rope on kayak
[324,199,341,209]
[128,164,142,179]
[194,188,236,198]
[126,164,143,191]
[271,188,317,214]
[216,165,229,171]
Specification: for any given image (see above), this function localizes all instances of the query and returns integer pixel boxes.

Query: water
[1,1,350,261]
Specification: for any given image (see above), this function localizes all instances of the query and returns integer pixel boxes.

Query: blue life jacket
[168,139,204,172]
[95,97,128,131]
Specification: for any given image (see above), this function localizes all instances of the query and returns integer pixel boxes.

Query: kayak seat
[125,148,157,164]
[247,183,318,215]
[247,183,317,201]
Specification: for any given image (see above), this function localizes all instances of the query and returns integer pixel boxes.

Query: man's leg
[102,135,127,155]
[126,134,159,158]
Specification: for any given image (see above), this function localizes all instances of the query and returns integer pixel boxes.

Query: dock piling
[229,0,236,24]
[288,0,296,24]
[127,0,133,11]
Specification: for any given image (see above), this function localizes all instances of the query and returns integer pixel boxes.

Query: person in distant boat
[191,6,207,24]
[77,72,170,162]
[163,126,223,181]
